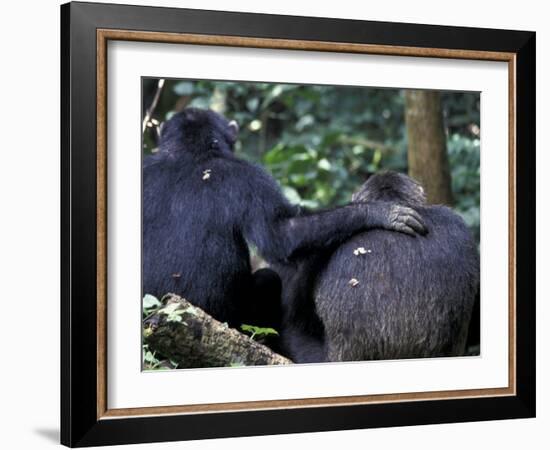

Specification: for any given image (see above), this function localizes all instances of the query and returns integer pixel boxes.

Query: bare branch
[142,78,166,134]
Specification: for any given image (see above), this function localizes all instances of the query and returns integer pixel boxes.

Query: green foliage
[142,343,172,371]
[142,294,161,313]
[142,295,181,371]
[142,78,480,242]
[158,303,185,323]
[142,344,179,371]
[448,134,480,243]
[240,324,279,340]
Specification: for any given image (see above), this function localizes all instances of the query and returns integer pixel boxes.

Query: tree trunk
[144,294,292,368]
[404,90,454,205]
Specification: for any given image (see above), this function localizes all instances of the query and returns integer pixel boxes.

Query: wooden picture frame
[61,1,535,447]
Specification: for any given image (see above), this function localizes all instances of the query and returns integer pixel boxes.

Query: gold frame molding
[96,29,516,420]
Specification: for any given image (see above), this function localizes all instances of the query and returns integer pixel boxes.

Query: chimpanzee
[278,171,479,363]
[142,109,426,328]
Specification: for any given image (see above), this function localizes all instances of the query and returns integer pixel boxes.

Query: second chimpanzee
[278,171,479,363]
[142,109,426,328]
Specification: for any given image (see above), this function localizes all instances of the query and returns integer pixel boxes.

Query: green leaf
[246,98,259,112]
[143,350,157,363]
[159,303,186,323]
[143,294,161,310]
[166,311,183,322]
[173,81,195,95]
[240,324,279,340]
[185,305,200,316]
[317,158,332,171]
[159,303,180,315]
[189,97,210,109]
[143,327,153,338]
[282,186,301,205]
[295,114,315,131]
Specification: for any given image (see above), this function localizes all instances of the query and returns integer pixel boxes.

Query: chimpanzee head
[352,171,426,207]
[159,108,239,156]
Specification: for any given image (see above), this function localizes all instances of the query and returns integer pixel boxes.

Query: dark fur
[143,109,424,327]
[279,171,479,362]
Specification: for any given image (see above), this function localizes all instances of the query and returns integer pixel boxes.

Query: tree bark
[144,294,292,368]
[404,90,454,205]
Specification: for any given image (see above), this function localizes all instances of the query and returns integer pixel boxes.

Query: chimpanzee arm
[238,163,426,263]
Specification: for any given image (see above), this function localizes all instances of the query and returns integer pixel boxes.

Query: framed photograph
[61,1,535,447]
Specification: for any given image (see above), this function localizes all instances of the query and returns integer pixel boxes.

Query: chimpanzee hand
[366,201,427,236]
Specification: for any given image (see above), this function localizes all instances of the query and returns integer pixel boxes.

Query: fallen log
[144,294,292,368]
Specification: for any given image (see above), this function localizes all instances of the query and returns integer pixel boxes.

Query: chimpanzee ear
[227,120,239,142]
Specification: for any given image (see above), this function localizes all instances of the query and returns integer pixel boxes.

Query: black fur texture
[279,171,479,363]
[143,109,426,328]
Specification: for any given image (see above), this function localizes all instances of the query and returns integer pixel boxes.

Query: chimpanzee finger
[400,207,427,234]
[395,223,416,237]
[402,206,425,226]
[403,215,426,235]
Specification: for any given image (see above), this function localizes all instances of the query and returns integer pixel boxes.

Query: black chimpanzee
[278,171,479,363]
[142,109,426,328]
